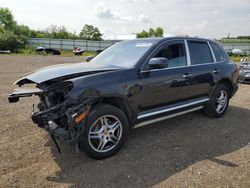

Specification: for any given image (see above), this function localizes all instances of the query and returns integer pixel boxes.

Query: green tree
[79,24,102,41]
[55,26,72,39]
[0,7,29,51]
[154,27,164,37]
[237,36,250,40]
[30,30,46,38]
[0,29,25,51]
[136,30,149,38]
[0,8,16,30]
[14,25,31,36]
[0,26,4,33]
[149,28,155,37]
[44,25,75,39]
[136,27,164,38]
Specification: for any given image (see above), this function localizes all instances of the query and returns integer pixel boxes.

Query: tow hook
[48,120,57,130]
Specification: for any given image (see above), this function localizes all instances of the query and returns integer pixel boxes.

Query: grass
[230,55,250,62]
[60,50,96,57]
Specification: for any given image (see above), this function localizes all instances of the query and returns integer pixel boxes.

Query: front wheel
[203,84,230,118]
[79,104,129,159]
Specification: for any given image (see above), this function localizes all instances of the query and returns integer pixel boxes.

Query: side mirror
[148,57,168,69]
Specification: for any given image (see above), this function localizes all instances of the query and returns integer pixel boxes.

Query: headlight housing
[43,81,74,107]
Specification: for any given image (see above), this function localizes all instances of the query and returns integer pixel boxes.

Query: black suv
[9,37,239,159]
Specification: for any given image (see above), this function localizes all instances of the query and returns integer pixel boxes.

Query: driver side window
[154,42,187,68]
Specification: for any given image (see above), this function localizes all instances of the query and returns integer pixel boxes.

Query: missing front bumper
[8,88,42,103]
[31,99,92,143]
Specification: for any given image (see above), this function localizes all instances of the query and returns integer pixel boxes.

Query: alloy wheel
[88,115,122,153]
[215,90,228,114]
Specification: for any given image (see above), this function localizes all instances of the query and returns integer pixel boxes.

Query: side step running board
[137,98,209,119]
[133,106,203,129]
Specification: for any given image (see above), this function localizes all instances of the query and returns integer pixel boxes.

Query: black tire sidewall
[79,104,129,159]
[205,84,230,117]
[239,76,245,83]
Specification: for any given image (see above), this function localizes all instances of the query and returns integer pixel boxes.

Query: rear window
[210,43,224,62]
[188,41,213,65]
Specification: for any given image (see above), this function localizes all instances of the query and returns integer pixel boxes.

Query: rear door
[187,40,217,97]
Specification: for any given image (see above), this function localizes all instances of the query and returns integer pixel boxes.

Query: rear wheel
[79,104,129,159]
[239,76,245,83]
[204,84,230,117]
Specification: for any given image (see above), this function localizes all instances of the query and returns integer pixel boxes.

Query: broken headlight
[43,81,73,108]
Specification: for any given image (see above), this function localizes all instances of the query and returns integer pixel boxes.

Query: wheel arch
[216,78,234,98]
[92,96,136,127]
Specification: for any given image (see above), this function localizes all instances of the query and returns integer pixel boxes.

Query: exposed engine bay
[9,79,97,153]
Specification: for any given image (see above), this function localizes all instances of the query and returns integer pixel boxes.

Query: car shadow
[46,105,250,187]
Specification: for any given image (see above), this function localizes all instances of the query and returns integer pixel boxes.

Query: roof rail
[175,34,189,37]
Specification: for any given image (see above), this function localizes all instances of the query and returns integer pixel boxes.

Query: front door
[139,40,194,110]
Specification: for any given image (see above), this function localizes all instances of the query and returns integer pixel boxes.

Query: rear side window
[210,43,224,62]
[188,41,213,65]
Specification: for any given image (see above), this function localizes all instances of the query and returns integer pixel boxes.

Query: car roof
[130,36,216,43]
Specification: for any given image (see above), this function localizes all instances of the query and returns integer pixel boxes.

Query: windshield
[90,40,156,68]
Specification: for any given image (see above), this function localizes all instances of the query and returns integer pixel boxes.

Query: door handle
[183,73,192,79]
[213,69,220,74]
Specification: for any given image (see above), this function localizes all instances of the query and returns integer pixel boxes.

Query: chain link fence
[27,38,250,54]
[27,38,119,52]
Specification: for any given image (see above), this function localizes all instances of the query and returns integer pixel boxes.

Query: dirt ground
[0,55,249,188]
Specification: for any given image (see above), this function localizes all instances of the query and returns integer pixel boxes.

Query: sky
[0,0,250,39]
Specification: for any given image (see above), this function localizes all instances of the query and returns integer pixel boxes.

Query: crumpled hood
[15,62,121,85]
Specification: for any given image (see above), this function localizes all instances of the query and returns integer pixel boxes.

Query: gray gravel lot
[0,55,249,188]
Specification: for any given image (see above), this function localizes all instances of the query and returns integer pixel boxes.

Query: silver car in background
[239,57,250,83]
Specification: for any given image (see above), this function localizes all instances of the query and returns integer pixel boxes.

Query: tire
[79,104,129,159]
[203,84,230,118]
[239,76,245,83]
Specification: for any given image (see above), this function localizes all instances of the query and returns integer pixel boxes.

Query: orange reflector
[75,111,88,124]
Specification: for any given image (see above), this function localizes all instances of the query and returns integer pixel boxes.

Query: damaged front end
[8,80,93,152]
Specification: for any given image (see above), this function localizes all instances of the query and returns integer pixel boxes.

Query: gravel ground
[0,55,249,188]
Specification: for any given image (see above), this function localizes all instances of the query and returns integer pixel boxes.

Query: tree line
[222,35,250,40]
[0,8,104,51]
[136,27,164,38]
[0,7,165,52]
